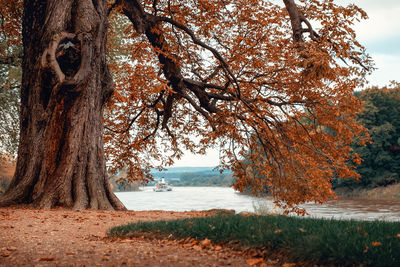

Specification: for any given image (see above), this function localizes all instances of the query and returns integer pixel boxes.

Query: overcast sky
[173,0,400,167]
[341,0,400,86]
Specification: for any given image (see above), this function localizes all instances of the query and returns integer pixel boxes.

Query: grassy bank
[109,214,400,266]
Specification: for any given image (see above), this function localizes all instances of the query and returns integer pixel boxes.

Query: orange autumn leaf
[371,241,382,247]
[246,257,264,266]
[200,238,212,247]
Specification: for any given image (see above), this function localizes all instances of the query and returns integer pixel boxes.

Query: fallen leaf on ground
[38,257,55,261]
[0,249,12,257]
[282,263,296,267]
[200,238,211,247]
[246,257,263,266]
[214,245,222,251]
[193,245,202,251]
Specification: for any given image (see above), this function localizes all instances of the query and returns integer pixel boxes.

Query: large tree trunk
[0,0,125,210]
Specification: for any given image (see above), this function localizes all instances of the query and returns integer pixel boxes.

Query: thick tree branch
[283,0,304,43]
[283,0,369,71]
[119,0,227,127]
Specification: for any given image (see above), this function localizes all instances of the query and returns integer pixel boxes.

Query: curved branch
[180,90,216,131]
[283,0,304,43]
[283,0,369,71]
[155,15,239,89]
[106,91,165,134]
[41,32,74,83]
[40,32,92,89]
[142,111,161,141]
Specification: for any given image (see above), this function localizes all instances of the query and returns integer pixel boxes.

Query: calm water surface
[115,186,400,221]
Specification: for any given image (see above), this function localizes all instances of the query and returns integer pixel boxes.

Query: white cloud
[368,53,400,87]
[334,1,400,42]
[316,1,400,86]
[172,149,221,167]
[355,8,400,43]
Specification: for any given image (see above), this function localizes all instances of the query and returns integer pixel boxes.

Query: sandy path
[0,208,250,266]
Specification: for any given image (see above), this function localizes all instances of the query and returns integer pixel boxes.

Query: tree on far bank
[334,84,400,189]
[0,0,372,213]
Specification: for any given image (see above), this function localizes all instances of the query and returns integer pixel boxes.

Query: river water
[115,186,400,221]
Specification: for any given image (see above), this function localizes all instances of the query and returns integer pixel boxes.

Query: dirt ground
[0,207,271,267]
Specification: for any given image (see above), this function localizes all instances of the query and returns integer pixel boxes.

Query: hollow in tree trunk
[0,0,126,210]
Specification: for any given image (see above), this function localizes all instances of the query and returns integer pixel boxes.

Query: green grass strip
[109,215,400,266]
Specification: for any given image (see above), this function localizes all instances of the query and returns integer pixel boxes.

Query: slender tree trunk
[0,0,125,210]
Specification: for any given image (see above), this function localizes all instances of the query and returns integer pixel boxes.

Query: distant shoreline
[335,183,400,200]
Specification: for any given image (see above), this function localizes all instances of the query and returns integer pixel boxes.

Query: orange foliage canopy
[2,0,373,213]
[105,0,372,213]
[0,0,22,46]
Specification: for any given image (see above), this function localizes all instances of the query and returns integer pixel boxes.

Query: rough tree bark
[0,0,125,210]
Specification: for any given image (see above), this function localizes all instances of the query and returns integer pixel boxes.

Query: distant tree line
[170,172,233,187]
[333,84,400,190]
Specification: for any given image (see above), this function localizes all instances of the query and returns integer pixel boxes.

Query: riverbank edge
[109,213,400,266]
[335,183,400,199]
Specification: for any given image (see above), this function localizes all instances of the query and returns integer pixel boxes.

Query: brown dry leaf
[193,245,202,251]
[214,245,222,251]
[200,238,211,247]
[38,257,55,261]
[190,240,198,246]
[282,263,296,267]
[274,229,283,234]
[0,249,12,258]
[7,246,17,251]
[246,257,263,266]
[298,228,306,233]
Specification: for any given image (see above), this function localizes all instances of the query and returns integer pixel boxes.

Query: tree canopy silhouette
[0,0,372,212]
[333,84,400,190]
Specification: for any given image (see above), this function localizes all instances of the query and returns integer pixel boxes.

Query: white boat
[153,178,172,192]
